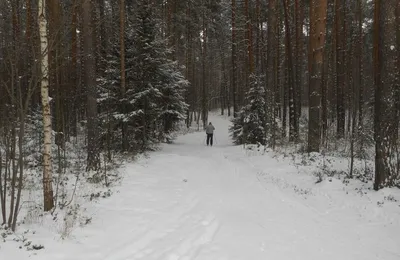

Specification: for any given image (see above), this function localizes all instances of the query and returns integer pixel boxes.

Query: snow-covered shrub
[59,203,80,239]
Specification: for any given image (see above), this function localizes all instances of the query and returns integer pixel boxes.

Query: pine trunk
[335,0,345,139]
[308,0,328,153]
[294,0,303,136]
[232,0,237,116]
[283,0,297,142]
[120,0,128,150]
[267,0,277,147]
[357,0,364,135]
[245,0,254,74]
[202,8,208,128]
[373,0,387,190]
[83,0,100,171]
[394,0,400,142]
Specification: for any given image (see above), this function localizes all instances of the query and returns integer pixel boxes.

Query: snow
[2,113,400,260]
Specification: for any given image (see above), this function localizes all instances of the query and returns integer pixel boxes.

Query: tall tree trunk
[335,0,346,139]
[255,0,261,71]
[373,0,387,190]
[321,38,330,144]
[48,0,63,139]
[38,0,54,211]
[267,0,277,147]
[345,3,352,136]
[120,0,128,150]
[245,0,254,75]
[394,0,400,142]
[219,42,229,117]
[275,5,282,139]
[11,0,20,46]
[12,116,25,230]
[26,0,33,43]
[201,6,208,128]
[185,4,192,125]
[282,0,297,142]
[282,56,288,138]
[357,0,364,138]
[119,0,125,95]
[0,149,5,225]
[349,0,358,178]
[308,0,328,153]
[98,0,107,57]
[232,0,238,116]
[8,127,17,227]
[294,0,303,136]
[83,0,100,171]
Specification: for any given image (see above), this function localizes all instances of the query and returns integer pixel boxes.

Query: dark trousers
[206,133,213,146]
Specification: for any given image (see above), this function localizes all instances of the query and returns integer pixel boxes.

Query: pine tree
[230,74,267,146]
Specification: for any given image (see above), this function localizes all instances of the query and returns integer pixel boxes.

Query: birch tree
[38,0,54,211]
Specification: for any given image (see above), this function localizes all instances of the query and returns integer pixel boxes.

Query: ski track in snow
[2,114,400,260]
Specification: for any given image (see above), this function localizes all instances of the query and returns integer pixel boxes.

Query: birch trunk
[38,0,54,211]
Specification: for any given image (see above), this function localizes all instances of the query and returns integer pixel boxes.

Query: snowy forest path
[107,113,399,260]
[110,114,288,260]
[8,114,400,260]
[89,114,398,260]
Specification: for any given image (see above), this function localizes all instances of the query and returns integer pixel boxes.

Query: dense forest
[0,0,399,231]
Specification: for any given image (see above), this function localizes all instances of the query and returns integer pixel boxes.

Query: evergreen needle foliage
[230,74,267,146]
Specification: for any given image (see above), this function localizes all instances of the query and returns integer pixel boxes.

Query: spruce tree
[127,0,188,148]
[230,74,267,146]
[157,60,189,138]
[97,45,124,151]
[98,0,188,151]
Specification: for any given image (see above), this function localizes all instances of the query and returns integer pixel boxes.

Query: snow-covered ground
[1,113,400,260]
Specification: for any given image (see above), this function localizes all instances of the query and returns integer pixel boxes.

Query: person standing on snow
[205,122,215,146]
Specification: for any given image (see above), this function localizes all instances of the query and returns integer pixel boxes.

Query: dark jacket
[205,124,215,134]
